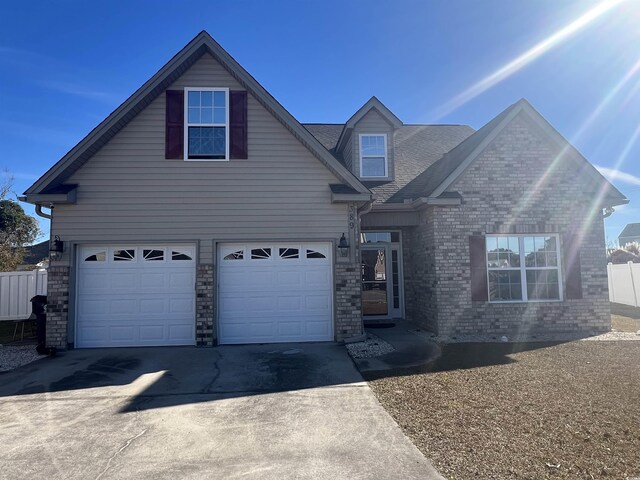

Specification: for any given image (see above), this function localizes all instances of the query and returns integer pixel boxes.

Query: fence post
[628,261,639,308]
[607,263,613,303]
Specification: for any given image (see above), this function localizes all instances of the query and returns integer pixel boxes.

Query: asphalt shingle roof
[619,223,640,239]
[303,123,475,203]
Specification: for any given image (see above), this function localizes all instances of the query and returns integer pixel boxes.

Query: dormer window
[184,87,229,160]
[359,134,387,178]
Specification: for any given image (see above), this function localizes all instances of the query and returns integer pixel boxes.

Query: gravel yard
[367,339,640,479]
[0,345,44,372]
[346,332,395,358]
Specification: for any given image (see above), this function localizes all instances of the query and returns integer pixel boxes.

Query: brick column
[46,266,70,349]
[196,264,215,346]
[334,263,363,341]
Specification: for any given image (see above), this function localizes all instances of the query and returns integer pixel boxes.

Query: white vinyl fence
[0,269,48,321]
[608,262,640,308]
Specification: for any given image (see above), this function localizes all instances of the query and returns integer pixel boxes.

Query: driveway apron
[0,343,442,479]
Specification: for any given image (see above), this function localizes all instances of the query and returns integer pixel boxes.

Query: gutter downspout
[357,199,374,216]
[35,204,53,220]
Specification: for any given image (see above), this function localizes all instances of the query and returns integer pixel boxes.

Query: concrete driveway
[0,343,442,479]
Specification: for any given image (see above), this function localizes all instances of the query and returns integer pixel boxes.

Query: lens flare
[431,0,629,119]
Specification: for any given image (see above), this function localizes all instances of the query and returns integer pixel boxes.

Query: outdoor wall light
[338,233,350,258]
[50,235,63,260]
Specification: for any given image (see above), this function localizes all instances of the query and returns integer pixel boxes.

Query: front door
[361,234,403,319]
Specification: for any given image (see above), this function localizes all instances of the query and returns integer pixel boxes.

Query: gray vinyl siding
[53,53,348,264]
[352,109,395,181]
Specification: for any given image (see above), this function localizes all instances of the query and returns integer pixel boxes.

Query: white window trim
[486,234,564,303]
[184,87,230,162]
[359,133,388,178]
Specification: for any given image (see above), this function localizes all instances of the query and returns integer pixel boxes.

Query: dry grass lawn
[611,303,640,333]
[367,315,640,479]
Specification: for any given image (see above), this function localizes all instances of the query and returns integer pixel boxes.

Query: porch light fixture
[50,235,63,260]
[338,233,350,258]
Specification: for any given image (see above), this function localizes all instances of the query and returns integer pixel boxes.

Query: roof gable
[335,96,403,152]
[304,123,475,203]
[425,99,627,206]
[619,223,640,239]
[25,31,369,196]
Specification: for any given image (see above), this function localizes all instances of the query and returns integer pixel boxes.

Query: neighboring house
[20,31,628,349]
[15,240,49,271]
[618,223,640,246]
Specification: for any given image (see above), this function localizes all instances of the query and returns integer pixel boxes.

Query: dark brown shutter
[229,90,248,159]
[563,233,583,299]
[165,90,184,159]
[469,235,488,302]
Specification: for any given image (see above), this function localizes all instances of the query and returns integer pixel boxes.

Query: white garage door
[76,245,196,348]
[218,243,333,344]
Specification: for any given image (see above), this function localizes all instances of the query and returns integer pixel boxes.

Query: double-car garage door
[75,242,333,347]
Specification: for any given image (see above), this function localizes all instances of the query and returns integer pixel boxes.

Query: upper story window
[185,88,229,160]
[359,134,387,178]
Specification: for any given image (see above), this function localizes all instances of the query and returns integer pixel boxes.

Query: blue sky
[1,0,639,246]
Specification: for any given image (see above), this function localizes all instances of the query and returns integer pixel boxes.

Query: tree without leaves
[1,168,14,200]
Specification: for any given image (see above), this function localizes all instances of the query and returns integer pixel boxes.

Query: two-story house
[21,31,627,349]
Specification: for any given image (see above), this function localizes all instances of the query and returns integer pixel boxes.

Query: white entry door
[76,245,196,348]
[218,243,333,344]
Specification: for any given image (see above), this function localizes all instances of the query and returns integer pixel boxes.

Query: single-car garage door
[76,245,196,348]
[218,243,333,344]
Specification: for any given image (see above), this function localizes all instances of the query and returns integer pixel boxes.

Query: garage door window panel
[224,250,244,260]
[114,249,136,262]
[306,249,326,259]
[85,251,106,262]
[172,250,193,261]
[143,249,165,261]
[251,248,272,260]
[279,248,299,259]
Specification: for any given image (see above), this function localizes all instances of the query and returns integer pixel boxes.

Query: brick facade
[46,266,70,349]
[196,264,215,346]
[405,113,611,336]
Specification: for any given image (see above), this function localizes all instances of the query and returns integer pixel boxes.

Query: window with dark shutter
[563,233,583,299]
[165,90,184,159]
[469,235,489,302]
[229,90,248,159]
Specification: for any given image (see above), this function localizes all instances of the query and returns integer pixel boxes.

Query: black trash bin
[30,295,47,354]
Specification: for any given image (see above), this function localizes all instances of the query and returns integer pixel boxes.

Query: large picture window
[486,235,561,302]
[185,88,229,160]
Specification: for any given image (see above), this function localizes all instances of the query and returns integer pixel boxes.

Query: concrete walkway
[353,321,441,375]
[0,343,442,480]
